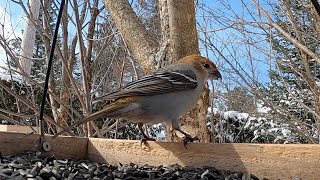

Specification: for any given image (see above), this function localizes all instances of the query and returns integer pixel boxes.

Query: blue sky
[0,1,24,70]
[0,0,273,88]
[197,0,274,89]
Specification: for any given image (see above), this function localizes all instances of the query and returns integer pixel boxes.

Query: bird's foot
[181,134,199,149]
[140,137,156,146]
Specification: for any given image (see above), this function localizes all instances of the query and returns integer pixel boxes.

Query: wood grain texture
[1,132,320,179]
[0,125,38,133]
[88,138,320,180]
[0,132,88,160]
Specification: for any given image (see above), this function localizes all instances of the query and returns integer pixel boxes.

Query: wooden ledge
[0,131,319,179]
[0,131,88,160]
[0,125,38,133]
[88,139,320,179]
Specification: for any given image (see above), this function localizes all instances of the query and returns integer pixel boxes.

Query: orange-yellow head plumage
[176,54,222,80]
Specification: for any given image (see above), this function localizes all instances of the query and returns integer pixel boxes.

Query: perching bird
[53,54,221,144]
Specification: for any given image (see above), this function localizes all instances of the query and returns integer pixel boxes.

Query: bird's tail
[52,98,131,138]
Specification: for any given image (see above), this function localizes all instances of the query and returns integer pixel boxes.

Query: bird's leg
[170,129,176,142]
[175,128,200,146]
[138,123,155,144]
[171,121,199,148]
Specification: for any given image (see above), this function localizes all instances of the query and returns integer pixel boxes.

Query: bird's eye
[203,63,210,69]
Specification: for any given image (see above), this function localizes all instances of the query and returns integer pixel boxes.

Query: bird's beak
[210,70,222,81]
[217,71,222,81]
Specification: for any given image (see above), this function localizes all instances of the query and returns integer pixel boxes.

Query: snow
[208,107,220,115]
[223,111,249,121]
[153,123,165,140]
[281,129,291,137]
[0,72,22,83]
[256,102,271,113]
[209,108,249,121]
[208,106,304,144]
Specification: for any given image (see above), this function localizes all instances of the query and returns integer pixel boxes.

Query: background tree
[265,0,320,142]
[19,0,41,79]
[1,0,319,144]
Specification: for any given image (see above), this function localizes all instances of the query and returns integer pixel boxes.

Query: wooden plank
[0,125,38,133]
[88,138,320,180]
[0,125,7,131]
[0,132,88,160]
[1,132,319,179]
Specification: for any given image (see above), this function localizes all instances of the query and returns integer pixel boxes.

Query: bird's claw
[140,137,156,146]
[182,135,199,149]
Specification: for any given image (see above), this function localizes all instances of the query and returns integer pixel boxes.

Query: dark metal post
[39,0,66,151]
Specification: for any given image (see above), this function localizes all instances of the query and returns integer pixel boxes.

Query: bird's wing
[96,69,198,100]
[53,69,198,138]
[52,97,134,138]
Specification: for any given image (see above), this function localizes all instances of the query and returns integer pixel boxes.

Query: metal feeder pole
[39,0,65,151]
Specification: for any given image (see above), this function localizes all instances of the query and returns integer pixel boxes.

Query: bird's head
[180,54,222,81]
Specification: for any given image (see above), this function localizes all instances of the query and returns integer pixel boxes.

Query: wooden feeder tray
[1,127,320,179]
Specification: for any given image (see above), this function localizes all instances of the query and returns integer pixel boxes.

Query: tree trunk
[85,0,103,138]
[104,0,210,142]
[59,1,70,130]
[19,0,41,79]
[160,0,211,142]
[103,0,159,73]
[167,0,199,60]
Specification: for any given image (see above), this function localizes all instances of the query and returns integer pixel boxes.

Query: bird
[52,54,222,145]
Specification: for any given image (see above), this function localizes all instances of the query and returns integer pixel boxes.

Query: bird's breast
[138,88,202,122]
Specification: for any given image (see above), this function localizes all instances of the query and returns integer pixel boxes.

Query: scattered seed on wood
[0,151,263,180]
